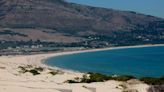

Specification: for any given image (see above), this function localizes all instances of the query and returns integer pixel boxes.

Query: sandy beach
[1,44,163,92]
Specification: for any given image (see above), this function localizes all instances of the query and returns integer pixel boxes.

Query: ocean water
[45,46,164,77]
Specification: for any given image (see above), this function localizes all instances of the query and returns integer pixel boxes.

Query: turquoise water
[45,46,164,77]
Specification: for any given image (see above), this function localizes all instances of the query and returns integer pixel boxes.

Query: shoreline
[42,44,164,75]
[41,43,164,62]
[2,44,164,73]
[41,44,164,74]
[0,44,163,92]
[46,44,164,59]
[1,44,164,74]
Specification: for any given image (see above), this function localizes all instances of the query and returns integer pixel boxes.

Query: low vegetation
[112,75,136,81]
[18,65,43,75]
[34,67,44,72]
[28,69,40,75]
[140,76,164,85]
[80,73,109,83]
[48,70,64,76]
[18,66,164,85]
[66,72,136,83]
[66,72,164,85]
[18,65,63,76]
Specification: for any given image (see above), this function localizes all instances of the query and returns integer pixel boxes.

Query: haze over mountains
[0,0,164,47]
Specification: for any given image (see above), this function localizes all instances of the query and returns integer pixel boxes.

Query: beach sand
[0,44,161,92]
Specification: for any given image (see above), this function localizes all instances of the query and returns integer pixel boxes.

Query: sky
[66,0,164,18]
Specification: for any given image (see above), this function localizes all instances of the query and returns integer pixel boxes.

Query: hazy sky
[66,0,164,18]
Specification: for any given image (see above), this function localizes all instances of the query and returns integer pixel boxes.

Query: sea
[44,46,164,77]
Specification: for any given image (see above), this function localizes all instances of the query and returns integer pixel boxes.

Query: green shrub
[66,80,79,83]
[34,67,44,72]
[112,75,136,81]
[18,66,28,73]
[80,74,90,83]
[29,69,40,75]
[49,71,58,75]
[80,73,111,83]
[84,73,135,83]
[18,66,41,75]
[66,73,136,84]
[88,73,109,82]
[140,76,164,85]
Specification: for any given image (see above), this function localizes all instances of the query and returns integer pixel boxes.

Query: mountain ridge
[0,0,164,47]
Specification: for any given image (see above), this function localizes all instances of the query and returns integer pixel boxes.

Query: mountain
[0,0,164,47]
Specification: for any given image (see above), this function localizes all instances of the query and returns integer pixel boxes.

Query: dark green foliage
[80,74,90,83]
[34,67,44,72]
[48,71,58,75]
[18,66,26,70]
[18,66,28,73]
[140,76,164,85]
[66,80,79,83]
[85,73,109,83]
[66,73,136,83]
[112,75,136,81]
[48,69,63,75]
[86,73,135,83]
[18,66,42,75]
[65,72,164,85]
[18,66,64,76]
[80,73,109,83]
[28,69,40,75]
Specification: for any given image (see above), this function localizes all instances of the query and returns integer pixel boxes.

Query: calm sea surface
[45,46,164,77]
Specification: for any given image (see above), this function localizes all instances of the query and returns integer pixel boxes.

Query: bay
[45,46,164,77]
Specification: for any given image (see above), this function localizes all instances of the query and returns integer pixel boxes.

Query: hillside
[0,0,164,49]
